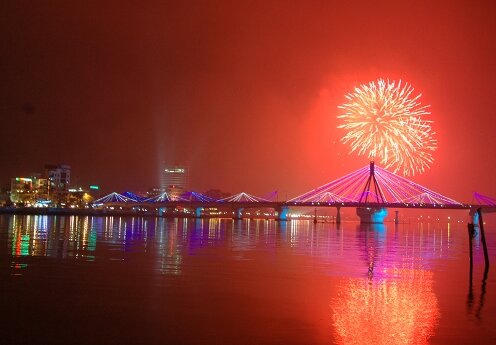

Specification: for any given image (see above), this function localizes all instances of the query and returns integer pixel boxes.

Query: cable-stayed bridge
[94,162,494,223]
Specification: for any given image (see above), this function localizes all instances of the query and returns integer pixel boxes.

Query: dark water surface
[0,214,495,344]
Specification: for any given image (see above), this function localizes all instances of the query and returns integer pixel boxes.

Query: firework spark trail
[338,79,437,176]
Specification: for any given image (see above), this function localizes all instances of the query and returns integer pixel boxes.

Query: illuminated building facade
[8,164,76,206]
[9,174,50,204]
[45,164,70,192]
[10,177,34,204]
[43,164,70,204]
[67,187,94,206]
[160,166,188,198]
[10,175,53,205]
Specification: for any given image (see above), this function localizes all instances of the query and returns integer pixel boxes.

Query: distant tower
[161,166,188,198]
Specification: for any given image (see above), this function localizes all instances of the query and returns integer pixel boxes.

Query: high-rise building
[160,166,188,197]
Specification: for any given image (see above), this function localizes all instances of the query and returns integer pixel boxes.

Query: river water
[0,214,495,344]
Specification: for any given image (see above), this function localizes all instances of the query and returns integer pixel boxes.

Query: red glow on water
[332,268,440,345]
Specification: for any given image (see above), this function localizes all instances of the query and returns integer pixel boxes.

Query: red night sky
[1,0,496,202]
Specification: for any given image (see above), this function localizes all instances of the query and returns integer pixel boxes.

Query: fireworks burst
[338,79,437,176]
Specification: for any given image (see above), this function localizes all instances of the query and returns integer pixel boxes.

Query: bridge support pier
[394,210,399,225]
[234,208,244,220]
[276,206,289,221]
[158,207,166,217]
[195,207,203,218]
[336,206,341,224]
[356,207,388,224]
[471,210,480,226]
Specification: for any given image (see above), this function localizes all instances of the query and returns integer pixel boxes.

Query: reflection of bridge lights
[332,268,439,345]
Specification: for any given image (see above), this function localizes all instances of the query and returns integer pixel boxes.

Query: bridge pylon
[359,162,385,203]
[356,162,388,224]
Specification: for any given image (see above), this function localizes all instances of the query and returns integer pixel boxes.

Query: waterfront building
[45,164,70,192]
[10,177,35,204]
[44,164,70,205]
[67,187,93,206]
[10,177,32,204]
[8,164,72,206]
[10,175,53,205]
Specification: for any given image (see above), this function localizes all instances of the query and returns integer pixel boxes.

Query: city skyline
[2,1,496,202]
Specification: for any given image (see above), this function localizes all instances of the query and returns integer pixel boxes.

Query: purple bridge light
[92,162,483,223]
[289,162,461,206]
[218,192,269,203]
[474,192,496,207]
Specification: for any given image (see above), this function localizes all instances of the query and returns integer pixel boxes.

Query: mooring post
[477,208,490,269]
[468,223,475,298]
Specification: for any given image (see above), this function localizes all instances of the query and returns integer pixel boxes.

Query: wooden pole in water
[477,208,490,269]
[468,223,474,295]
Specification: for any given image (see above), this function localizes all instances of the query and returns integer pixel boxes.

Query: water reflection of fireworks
[332,268,440,345]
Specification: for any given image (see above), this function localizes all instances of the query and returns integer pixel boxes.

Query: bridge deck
[98,200,495,211]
